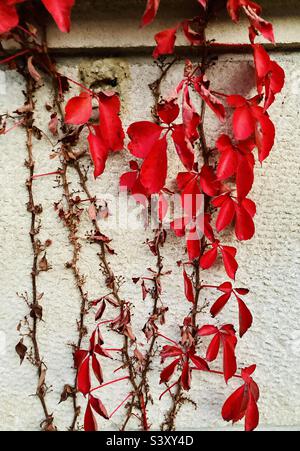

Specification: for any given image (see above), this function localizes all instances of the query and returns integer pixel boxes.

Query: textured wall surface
[0,2,299,432]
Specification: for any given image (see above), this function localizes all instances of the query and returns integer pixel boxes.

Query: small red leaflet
[222,364,260,431]
[208,282,253,338]
[200,240,239,280]
[0,0,75,34]
[216,134,255,200]
[160,344,209,391]
[212,192,256,241]
[227,0,274,43]
[253,44,285,110]
[198,324,237,383]
[227,94,275,162]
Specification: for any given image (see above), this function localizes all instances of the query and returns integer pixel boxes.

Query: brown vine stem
[121,60,177,431]
[41,41,91,430]
[20,75,56,431]
[162,15,211,431]
[73,161,147,431]
[59,160,89,431]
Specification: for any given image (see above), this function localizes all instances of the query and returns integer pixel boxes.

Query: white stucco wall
[0,0,299,431]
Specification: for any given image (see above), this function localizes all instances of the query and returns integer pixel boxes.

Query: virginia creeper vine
[0,0,285,432]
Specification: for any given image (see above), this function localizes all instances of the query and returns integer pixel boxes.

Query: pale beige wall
[0,0,299,431]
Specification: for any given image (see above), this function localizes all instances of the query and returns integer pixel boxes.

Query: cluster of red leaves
[158,322,259,430]
[142,0,275,58]
[65,89,124,178]
[0,0,282,433]
[135,0,285,432]
[0,0,75,34]
[209,282,252,338]
[141,1,209,58]
[160,342,209,390]
[75,324,112,430]
[121,60,225,198]
[222,364,260,431]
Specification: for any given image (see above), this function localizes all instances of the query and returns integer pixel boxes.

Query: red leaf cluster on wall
[0,0,285,433]
[0,0,75,33]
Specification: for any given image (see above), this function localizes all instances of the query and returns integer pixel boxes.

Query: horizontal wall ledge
[45,0,300,53]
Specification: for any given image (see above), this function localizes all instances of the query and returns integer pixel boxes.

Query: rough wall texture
[0,1,299,432]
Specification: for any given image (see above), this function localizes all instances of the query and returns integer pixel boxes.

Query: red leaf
[198,325,218,336]
[227,0,274,44]
[218,281,233,293]
[190,354,209,371]
[172,124,195,171]
[206,333,220,362]
[182,86,200,142]
[74,349,89,369]
[127,121,162,158]
[196,83,226,122]
[140,136,168,194]
[92,354,103,385]
[235,288,250,295]
[182,18,204,46]
[183,269,195,303]
[65,92,92,125]
[237,297,253,337]
[232,105,255,141]
[245,392,259,431]
[157,99,179,124]
[181,359,191,390]
[77,355,91,395]
[247,11,274,44]
[222,384,246,422]
[242,364,257,381]
[95,300,106,321]
[222,335,237,383]
[42,0,75,33]
[253,109,275,162]
[160,358,180,384]
[48,113,58,136]
[216,135,238,180]
[153,27,178,59]
[120,170,139,192]
[221,246,238,280]
[227,94,247,108]
[234,203,255,241]
[200,164,220,197]
[98,93,124,152]
[0,2,19,34]
[161,345,183,361]
[90,395,109,420]
[88,128,109,178]
[141,0,160,27]
[170,217,187,237]
[186,228,201,261]
[236,151,255,200]
[200,247,218,270]
[210,292,231,317]
[84,402,98,431]
[216,197,236,232]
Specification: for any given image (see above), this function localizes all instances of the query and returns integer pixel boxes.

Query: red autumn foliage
[160,343,209,390]
[212,193,256,241]
[209,282,253,338]
[198,324,237,383]
[253,44,285,110]
[222,365,260,431]
[65,90,124,178]
[200,240,239,280]
[227,94,275,163]
[0,0,75,34]
[0,0,284,433]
